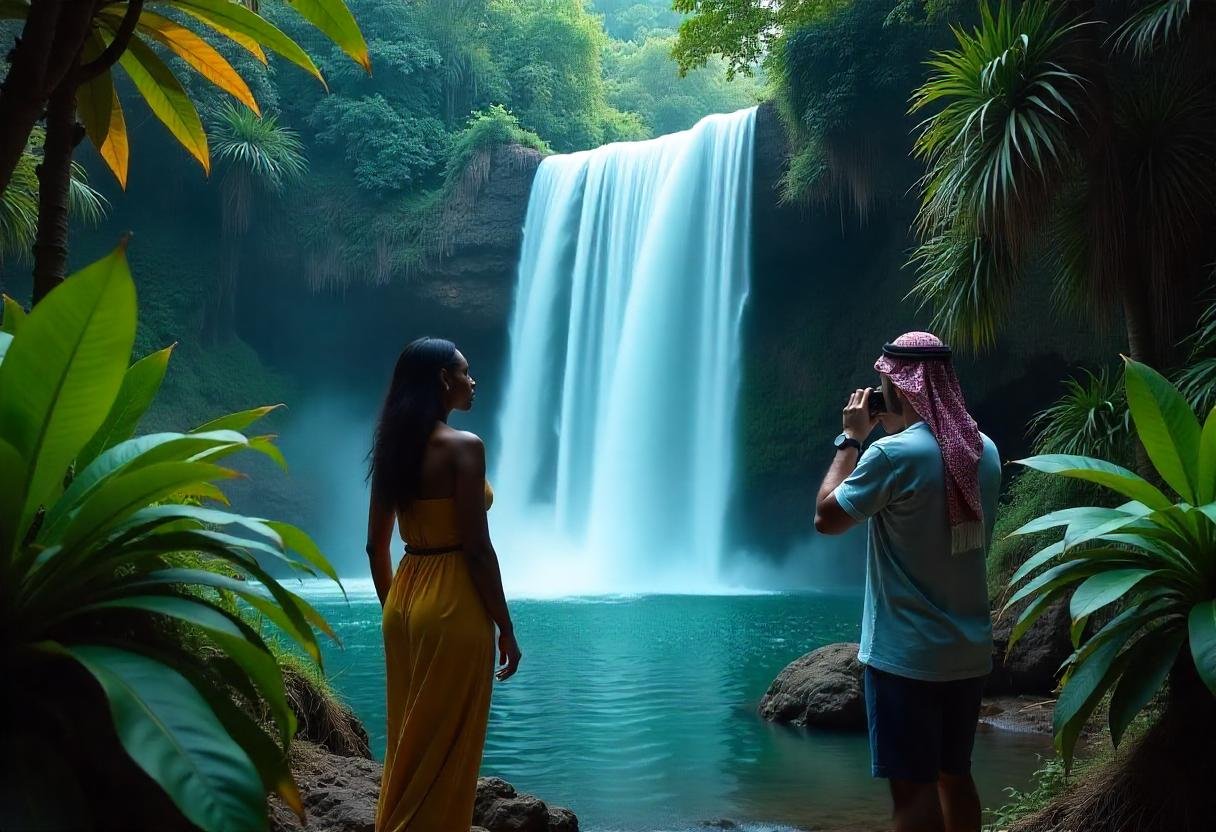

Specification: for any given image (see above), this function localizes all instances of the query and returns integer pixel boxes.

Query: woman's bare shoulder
[432,426,484,459]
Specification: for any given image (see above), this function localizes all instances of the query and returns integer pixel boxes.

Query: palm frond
[210,102,308,192]
[910,0,1092,251]
[1109,0,1192,58]
[905,217,1021,352]
[1176,291,1216,412]
[1029,366,1132,462]
[1114,61,1216,347]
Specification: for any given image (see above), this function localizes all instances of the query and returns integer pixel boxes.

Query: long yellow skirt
[376,552,495,832]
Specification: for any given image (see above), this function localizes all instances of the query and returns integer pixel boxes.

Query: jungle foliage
[0,246,341,831]
[1004,358,1216,769]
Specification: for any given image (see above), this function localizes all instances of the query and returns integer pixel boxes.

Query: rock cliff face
[416,144,545,325]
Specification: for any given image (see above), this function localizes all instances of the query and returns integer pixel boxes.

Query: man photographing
[814,332,1001,832]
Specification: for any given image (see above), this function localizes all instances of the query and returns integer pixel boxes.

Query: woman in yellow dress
[366,337,522,832]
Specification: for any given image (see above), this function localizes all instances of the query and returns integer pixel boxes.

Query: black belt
[404,544,462,556]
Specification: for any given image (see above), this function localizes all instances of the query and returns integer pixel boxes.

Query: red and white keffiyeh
[875,331,985,554]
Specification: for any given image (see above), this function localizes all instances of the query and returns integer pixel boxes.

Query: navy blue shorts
[863,665,986,783]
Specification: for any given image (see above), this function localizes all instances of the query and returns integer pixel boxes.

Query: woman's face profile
[445,350,476,411]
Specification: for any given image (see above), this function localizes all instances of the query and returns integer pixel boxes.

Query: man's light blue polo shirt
[834,421,1000,682]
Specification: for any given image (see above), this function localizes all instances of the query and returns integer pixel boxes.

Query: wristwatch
[834,432,862,454]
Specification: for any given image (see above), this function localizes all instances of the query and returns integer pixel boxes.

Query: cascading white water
[493,107,755,595]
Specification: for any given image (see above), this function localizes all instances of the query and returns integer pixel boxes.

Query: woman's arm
[452,433,521,680]
[366,489,396,607]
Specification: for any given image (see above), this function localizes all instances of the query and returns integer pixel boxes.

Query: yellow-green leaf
[285,0,369,72]
[1,295,26,334]
[77,33,130,188]
[117,34,210,175]
[165,0,324,87]
[103,9,261,115]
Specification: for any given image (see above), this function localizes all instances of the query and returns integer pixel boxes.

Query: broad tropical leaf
[1124,357,1202,502]
[67,645,266,831]
[1,295,25,334]
[166,0,326,85]
[1109,625,1185,745]
[109,10,261,114]
[117,35,211,174]
[78,33,130,188]
[0,244,135,558]
[1190,600,1216,696]
[1016,454,1171,510]
[286,0,369,70]
[76,345,174,469]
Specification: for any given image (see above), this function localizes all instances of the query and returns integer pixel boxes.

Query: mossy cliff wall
[737,102,1117,553]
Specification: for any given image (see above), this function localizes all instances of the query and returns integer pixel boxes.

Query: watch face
[834,432,849,449]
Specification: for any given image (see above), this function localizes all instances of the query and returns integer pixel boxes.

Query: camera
[868,389,887,418]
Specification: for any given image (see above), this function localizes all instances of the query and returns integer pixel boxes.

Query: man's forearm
[817,447,859,508]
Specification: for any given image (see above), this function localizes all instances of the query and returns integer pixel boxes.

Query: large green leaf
[1016,454,1173,510]
[38,431,244,543]
[285,0,369,71]
[1189,600,1216,696]
[1109,625,1185,746]
[1011,505,1141,536]
[267,520,341,585]
[117,35,210,174]
[1005,558,1120,609]
[1199,406,1216,504]
[1009,539,1068,586]
[1054,623,1136,769]
[165,0,324,85]
[82,594,296,743]
[1123,358,1202,503]
[0,245,136,559]
[76,345,174,469]
[66,644,265,832]
[59,461,238,551]
[191,404,283,434]
[120,567,324,663]
[1069,568,1159,622]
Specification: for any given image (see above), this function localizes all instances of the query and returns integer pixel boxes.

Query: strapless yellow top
[396,481,493,551]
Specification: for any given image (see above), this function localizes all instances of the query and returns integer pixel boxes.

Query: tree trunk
[31,78,81,305]
[0,0,93,198]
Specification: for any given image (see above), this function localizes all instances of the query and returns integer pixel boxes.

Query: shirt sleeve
[833,446,895,521]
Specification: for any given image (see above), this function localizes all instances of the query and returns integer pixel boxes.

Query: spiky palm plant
[1177,293,1216,413]
[211,103,308,238]
[206,103,306,341]
[908,0,1216,366]
[1030,367,1132,464]
[1,128,108,267]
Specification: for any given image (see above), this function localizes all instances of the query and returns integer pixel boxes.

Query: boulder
[987,596,1074,695]
[758,642,866,731]
[474,777,579,832]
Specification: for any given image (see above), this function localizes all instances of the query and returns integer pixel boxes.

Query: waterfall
[493,107,756,595]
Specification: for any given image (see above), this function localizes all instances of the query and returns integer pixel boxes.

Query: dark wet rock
[268,743,578,832]
[269,740,379,832]
[700,820,740,829]
[474,777,579,832]
[987,596,1074,696]
[417,143,545,323]
[758,642,866,731]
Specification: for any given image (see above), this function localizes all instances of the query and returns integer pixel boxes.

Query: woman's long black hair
[368,337,458,509]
